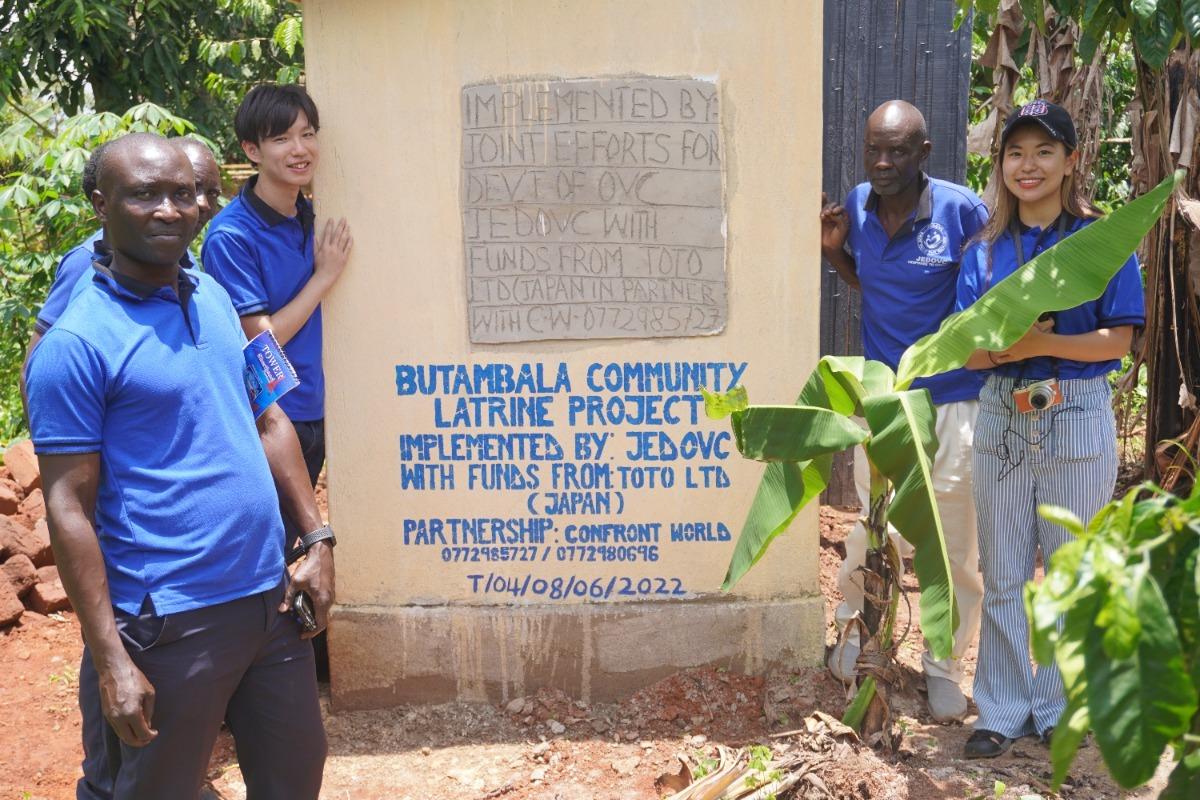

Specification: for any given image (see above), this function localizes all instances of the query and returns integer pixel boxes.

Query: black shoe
[964,729,1015,759]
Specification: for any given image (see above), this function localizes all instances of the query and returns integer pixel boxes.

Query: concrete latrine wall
[303,0,826,710]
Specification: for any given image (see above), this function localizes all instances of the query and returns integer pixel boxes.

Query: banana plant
[704,169,1183,736]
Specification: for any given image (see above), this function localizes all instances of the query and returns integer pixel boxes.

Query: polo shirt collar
[1016,211,1080,235]
[91,254,199,303]
[863,173,932,222]
[242,173,315,236]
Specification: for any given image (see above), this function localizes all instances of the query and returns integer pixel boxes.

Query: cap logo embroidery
[1020,100,1049,117]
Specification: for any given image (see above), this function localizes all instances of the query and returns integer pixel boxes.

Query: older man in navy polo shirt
[820,100,987,723]
[26,133,333,800]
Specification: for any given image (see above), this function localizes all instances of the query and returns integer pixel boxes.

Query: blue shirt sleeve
[955,242,985,312]
[963,201,988,241]
[36,248,94,333]
[201,230,270,316]
[25,329,108,455]
[1096,253,1146,328]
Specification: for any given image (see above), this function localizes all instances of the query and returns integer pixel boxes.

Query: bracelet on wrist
[287,525,336,564]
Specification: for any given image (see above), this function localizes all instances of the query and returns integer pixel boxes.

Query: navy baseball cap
[1000,99,1077,150]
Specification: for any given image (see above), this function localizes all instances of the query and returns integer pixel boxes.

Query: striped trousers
[972,374,1117,738]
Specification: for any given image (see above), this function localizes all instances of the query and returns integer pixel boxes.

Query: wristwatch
[300,524,336,552]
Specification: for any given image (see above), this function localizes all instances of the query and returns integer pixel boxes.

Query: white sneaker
[926,674,968,723]
[827,639,860,682]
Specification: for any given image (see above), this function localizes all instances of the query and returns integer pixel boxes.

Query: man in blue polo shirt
[819,100,987,723]
[203,84,352,491]
[204,85,350,681]
[26,133,334,799]
[19,138,223,411]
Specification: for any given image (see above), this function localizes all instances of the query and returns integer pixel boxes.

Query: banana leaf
[716,458,832,591]
[704,357,890,591]
[862,389,957,660]
[895,170,1184,388]
[731,405,867,462]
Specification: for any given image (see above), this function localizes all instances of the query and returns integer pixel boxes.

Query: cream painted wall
[303,0,824,610]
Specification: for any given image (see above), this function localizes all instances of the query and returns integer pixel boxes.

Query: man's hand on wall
[314,218,354,289]
[820,192,849,256]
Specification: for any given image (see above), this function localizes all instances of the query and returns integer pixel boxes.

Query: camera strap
[986,212,1069,289]
[1010,212,1068,272]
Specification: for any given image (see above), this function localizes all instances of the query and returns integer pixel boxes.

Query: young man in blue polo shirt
[820,100,988,723]
[202,84,352,490]
[203,84,350,681]
[26,133,334,800]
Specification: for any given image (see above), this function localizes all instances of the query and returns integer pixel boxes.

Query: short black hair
[234,84,320,147]
[82,141,109,198]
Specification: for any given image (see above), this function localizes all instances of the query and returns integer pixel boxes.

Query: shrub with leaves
[0,100,206,442]
[1028,480,1200,796]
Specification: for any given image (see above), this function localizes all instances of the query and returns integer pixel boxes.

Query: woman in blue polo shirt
[955,100,1144,759]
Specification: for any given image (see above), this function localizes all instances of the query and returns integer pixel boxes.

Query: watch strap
[300,525,336,552]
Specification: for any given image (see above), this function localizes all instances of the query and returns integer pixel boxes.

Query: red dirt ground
[0,506,1174,799]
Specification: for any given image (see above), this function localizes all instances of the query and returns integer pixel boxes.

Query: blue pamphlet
[243,330,300,418]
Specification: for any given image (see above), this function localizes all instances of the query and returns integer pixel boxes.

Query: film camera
[1013,378,1063,414]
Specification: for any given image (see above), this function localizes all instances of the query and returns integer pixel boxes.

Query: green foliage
[963,4,1142,206]
[897,170,1183,388]
[0,100,202,443]
[1027,482,1200,791]
[705,353,959,662]
[0,1,304,157]
[958,1,1199,67]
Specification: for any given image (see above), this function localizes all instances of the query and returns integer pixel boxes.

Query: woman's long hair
[973,141,1101,250]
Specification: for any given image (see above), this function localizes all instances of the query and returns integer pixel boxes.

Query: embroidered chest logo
[917,221,949,258]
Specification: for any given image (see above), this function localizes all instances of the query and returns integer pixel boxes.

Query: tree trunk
[1135,48,1200,494]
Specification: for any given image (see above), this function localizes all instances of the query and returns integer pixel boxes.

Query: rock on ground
[0,483,18,515]
[19,488,45,523]
[0,580,23,626]
[28,579,70,615]
[3,440,40,494]
[0,518,52,567]
[2,554,38,597]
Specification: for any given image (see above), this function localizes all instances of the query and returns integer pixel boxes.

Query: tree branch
[8,102,54,138]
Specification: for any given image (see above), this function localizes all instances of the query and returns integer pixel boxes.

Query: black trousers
[78,581,325,800]
[294,419,325,484]
[283,419,329,680]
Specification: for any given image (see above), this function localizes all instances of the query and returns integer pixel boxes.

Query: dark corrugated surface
[821,0,973,505]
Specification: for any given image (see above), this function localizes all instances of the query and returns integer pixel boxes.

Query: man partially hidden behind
[25,132,334,799]
[820,100,987,723]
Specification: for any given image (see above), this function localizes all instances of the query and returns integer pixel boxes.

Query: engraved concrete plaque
[462,77,726,343]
